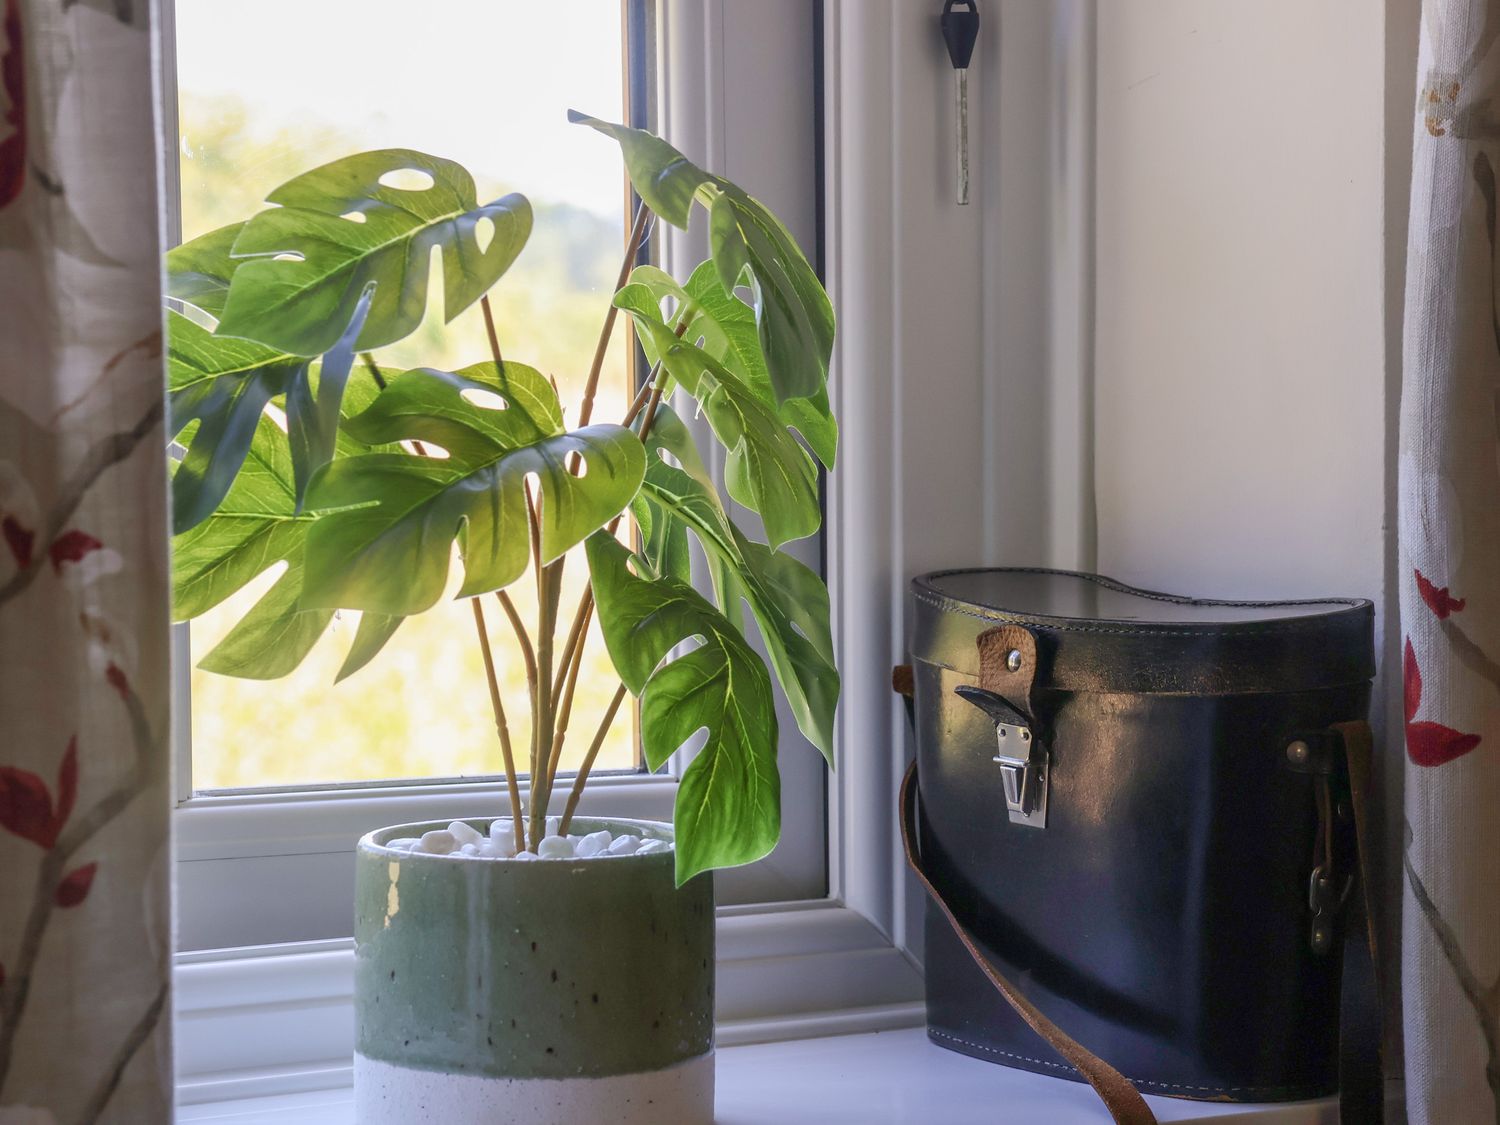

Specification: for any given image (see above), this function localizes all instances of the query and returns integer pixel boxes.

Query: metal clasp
[955,685,1050,828]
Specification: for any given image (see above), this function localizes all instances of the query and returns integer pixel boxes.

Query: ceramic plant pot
[353,816,715,1124]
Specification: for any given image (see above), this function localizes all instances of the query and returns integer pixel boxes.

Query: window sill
[177,1027,1337,1124]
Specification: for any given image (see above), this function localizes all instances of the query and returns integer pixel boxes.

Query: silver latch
[954,685,1050,828]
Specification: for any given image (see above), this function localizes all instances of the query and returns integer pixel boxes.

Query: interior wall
[1090,0,1419,1077]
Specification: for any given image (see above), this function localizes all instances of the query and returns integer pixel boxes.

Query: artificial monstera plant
[166,114,838,884]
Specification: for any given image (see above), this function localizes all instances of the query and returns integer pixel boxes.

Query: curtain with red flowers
[1400,4,1500,1122]
[0,0,171,1121]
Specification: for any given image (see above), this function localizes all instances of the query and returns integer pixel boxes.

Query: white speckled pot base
[354,1050,715,1124]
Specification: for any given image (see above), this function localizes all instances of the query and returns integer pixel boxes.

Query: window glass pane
[176,0,638,789]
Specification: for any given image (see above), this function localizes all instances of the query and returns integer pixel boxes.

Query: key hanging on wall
[941,0,981,206]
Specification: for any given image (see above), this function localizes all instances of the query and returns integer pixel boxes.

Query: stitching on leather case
[926,1030,1327,1097]
[916,566,1369,613]
[911,589,1364,636]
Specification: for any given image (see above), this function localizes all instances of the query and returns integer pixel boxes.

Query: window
[174,0,640,790]
[166,0,829,954]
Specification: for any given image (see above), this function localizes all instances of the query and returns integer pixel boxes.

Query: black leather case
[909,568,1374,1102]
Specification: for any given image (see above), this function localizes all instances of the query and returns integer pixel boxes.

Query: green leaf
[167,311,307,534]
[566,112,707,229]
[336,613,405,683]
[586,532,780,883]
[299,366,645,616]
[571,113,833,405]
[173,413,337,679]
[636,321,819,547]
[217,149,532,357]
[285,285,374,509]
[166,221,246,319]
[639,408,837,763]
[196,556,334,679]
[619,262,836,469]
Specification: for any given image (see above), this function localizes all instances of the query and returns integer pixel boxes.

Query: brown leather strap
[899,763,1159,1125]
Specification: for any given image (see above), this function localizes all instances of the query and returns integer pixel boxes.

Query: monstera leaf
[572,112,833,405]
[586,531,780,883]
[215,149,532,357]
[637,407,837,763]
[172,415,333,679]
[166,222,246,319]
[616,262,836,470]
[633,319,819,547]
[298,363,645,617]
[167,288,372,532]
[167,312,308,534]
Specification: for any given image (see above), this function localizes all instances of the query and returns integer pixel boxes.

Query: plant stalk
[577,205,651,430]
[470,598,526,853]
[559,683,629,836]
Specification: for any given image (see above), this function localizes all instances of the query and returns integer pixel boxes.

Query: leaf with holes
[638,406,837,763]
[618,261,835,469]
[586,531,780,884]
[169,287,375,529]
[635,319,819,547]
[216,149,531,357]
[572,112,833,405]
[173,414,334,679]
[166,221,246,319]
[298,364,645,616]
[167,312,307,533]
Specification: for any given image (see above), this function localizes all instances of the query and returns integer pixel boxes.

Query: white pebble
[447,820,484,847]
[537,835,576,859]
[606,835,641,856]
[488,819,514,842]
[419,830,458,855]
[637,838,671,855]
[512,849,540,861]
[484,836,516,859]
[385,837,420,851]
[546,816,561,838]
[460,843,480,856]
[576,830,612,857]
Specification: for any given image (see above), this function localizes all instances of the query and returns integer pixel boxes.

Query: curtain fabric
[0,0,172,1121]
[1400,3,1500,1122]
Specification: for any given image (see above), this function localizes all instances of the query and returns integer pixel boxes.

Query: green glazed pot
[353,817,714,1124]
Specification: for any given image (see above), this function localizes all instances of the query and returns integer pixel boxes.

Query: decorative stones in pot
[354,817,714,1124]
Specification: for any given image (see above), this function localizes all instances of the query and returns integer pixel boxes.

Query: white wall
[1089,0,1419,1071]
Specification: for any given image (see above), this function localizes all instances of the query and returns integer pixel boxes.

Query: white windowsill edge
[178,1028,1338,1124]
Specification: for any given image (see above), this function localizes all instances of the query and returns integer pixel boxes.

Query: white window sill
[177,1027,1336,1124]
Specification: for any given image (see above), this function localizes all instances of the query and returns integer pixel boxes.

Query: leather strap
[1331,720,1385,1123]
[899,762,1159,1125]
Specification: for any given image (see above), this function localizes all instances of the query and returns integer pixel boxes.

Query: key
[941,0,981,206]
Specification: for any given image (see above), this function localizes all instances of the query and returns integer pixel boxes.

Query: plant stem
[578,205,652,430]
[559,683,629,836]
[360,352,388,390]
[480,295,505,377]
[470,598,526,853]
[544,599,592,785]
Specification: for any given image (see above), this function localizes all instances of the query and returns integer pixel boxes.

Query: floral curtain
[0,0,172,1121]
[1400,2,1500,1122]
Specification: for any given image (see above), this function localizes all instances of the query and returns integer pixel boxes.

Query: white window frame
[172,0,1098,1103]
[166,0,830,954]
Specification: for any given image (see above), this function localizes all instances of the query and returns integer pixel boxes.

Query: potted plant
[165,113,838,1124]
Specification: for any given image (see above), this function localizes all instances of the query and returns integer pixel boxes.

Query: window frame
[164,0,830,952]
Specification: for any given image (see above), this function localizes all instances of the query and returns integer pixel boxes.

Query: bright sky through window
[175,0,639,790]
